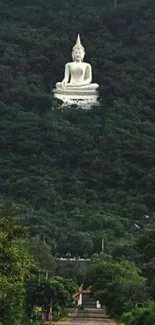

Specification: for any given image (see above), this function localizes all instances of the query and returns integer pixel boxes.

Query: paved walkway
[55,308,119,325]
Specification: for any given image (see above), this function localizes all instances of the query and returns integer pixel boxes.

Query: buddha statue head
[72,34,85,62]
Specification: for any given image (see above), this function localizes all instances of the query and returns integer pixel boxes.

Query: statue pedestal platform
[53,89,99,108]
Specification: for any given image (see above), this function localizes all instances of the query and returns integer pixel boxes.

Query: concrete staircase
[76,308,107,319]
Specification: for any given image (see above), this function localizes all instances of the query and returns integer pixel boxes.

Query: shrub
[122,301,155,325]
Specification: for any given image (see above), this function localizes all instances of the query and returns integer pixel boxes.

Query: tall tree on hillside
[85,259,147,316]
[0,217,32,325]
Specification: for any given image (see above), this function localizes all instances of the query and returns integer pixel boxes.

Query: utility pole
[46,300,52,321]
[43,234,46,244]
[101,235,104,253]
[114,0,117,7]
[45,271,48,280]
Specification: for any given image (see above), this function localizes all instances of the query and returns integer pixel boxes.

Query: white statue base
[53,89,99,108]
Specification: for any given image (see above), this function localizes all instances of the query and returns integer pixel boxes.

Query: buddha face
[72,47,85,62]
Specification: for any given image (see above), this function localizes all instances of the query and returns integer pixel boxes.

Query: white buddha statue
[53,34,99,106]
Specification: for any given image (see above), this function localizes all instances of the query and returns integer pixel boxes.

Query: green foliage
[0,217,32,325]
[0,0,155,257]
[25,277,78,318]
[136,230,155,264]
[85,258,147,316]
[135,230,155,301]
[122,301,155,325]
[28,236,56,272]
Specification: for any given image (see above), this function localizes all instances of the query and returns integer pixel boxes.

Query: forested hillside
[1,0,155,257]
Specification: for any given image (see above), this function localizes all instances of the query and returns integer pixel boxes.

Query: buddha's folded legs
[56,82,62,89]
[67,83,99,90]
[56,83,99,91]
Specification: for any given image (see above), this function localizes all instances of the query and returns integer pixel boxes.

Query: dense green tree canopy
[0,0,155,256]
[85,258,147,316]
[0,217,32,325]
[122,301,155,325]
[25,276,78,318]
